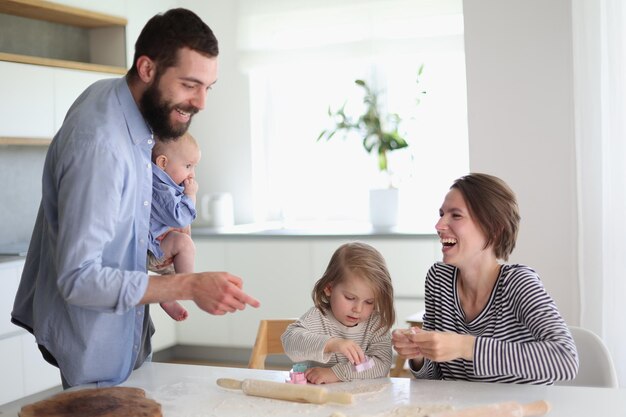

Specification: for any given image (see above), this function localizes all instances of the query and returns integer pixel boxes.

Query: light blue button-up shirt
[12,77,154,387]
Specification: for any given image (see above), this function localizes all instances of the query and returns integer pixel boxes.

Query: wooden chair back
[248,319,296,369]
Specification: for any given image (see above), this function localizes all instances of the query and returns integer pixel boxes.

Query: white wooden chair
[248,319,296,369]
[556,326,619,388]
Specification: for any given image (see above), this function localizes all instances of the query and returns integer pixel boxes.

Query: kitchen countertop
[1,362,624,416]
[0,255,24,265]
[0,221,437,266]
[0,222,435,265]
[192,221,436,239]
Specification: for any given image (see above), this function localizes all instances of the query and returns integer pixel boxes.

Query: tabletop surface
[1,362,624,416]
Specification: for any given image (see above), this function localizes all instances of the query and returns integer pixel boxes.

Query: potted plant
[317,67,424,228]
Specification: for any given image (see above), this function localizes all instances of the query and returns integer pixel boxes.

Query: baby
[148,132,200,321]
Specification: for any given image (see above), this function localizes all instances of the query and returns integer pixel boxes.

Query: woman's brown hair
[451,173,520,261]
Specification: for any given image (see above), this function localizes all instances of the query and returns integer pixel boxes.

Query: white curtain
[573,0,626,387]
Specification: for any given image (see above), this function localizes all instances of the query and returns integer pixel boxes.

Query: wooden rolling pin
[216,378,353,405]
[428,400,551,417]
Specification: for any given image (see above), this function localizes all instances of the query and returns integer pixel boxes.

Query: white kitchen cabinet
[0,0,127,145]
[20,334,61,395]
[0,336,24,405]
[0,261,21,337]
[53,68,117,132]
[0,61,55,138]
[150,303,177,352]
[147,269,179,352]
[50,0,127,17]
[0,260,61,406]
[176,240,231,346]
[177,239,313,348]
[0,63,115,142]
[0,0,127,73]
[179,236,439,349]
[0,261,26,406]
[223,239,312,347]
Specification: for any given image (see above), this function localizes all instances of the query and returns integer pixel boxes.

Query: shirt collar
[115,77,152,146]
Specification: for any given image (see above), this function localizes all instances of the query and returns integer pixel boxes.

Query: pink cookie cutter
[286,371,307,384]
[354,356,375,372]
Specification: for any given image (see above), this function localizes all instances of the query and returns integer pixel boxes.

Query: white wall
[462,0,579,323]
[180,1,255,225]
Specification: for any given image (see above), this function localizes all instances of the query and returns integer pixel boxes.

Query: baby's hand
[325,338,365,365]
[183,178,198,196]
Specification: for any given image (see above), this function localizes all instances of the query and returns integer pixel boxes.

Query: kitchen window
[239,0,469,231]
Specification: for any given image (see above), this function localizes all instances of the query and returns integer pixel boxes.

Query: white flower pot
[369,188,399,228]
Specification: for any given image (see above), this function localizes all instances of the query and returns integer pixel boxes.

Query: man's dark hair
[127,8,218,78]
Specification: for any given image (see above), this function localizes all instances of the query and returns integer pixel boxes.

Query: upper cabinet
[0,0,126,144]
[0,0,127,74]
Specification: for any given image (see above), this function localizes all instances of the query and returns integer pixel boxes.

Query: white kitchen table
[1,362,624,416]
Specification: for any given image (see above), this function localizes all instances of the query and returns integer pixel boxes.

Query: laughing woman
[392,173,578,384]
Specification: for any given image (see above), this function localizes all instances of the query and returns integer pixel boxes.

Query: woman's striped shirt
[281,307,392,381]
[410,262,579,384]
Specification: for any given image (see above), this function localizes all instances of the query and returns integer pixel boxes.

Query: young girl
[281,242,395,384]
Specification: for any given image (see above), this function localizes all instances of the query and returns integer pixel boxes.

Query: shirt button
[148,139,153,145]
[144,201,149,206]
[146,163,151,169]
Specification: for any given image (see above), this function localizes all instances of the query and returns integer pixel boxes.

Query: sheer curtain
[573,0,626,386]
[237,0,469,230]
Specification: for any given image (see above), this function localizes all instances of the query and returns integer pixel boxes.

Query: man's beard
[140,80,198,140]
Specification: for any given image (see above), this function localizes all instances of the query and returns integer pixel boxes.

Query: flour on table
[370,404,453,417]
[327,380,390,395]
[346,382,389,395]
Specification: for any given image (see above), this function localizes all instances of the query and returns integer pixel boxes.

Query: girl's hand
[325,338,365,364]
[305,367,340,384]
[407,329,475,362]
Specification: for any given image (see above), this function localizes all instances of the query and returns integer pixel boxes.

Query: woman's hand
[399,327,475,362]
[324,338,365,365]
[305,367,341,384]
[392,327,426,359]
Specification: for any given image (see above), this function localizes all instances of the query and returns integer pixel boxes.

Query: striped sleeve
[332,316,392,381]
[473,267,579,382]
[281,307,334,363]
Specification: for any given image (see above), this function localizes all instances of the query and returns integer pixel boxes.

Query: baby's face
[163,139,201,185]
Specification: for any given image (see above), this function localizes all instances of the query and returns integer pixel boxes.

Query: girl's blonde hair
[312,242,395,332]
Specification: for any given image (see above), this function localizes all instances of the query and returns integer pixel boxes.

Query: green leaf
[317,65,425,173]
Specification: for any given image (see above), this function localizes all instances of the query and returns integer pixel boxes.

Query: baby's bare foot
[160,301,189,321]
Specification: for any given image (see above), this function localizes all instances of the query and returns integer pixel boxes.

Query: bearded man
[11,8,259,388]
